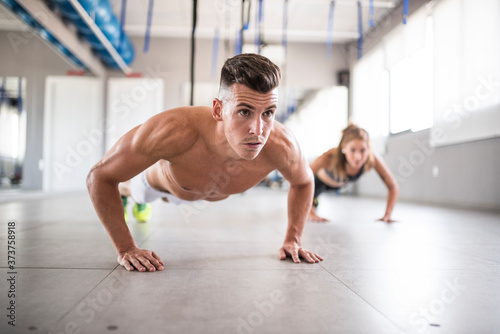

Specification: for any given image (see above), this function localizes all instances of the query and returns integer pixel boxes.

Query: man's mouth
[243,140,263,149]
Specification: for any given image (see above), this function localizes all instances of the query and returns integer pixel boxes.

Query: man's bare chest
[167,158,273,199]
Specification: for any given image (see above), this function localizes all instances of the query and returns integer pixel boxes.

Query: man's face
[216,83,278,160]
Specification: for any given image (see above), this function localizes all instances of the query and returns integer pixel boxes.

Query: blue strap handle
[282,0,289,55]
[357,1,363,59]
[403,0,409,24]
[144,0,154,53]
[327,0,335,59]
[369,0,374,27]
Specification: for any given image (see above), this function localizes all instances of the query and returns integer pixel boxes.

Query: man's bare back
[87,54,323,272]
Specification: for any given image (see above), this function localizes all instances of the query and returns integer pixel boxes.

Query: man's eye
[263,110,275,117]
[239,109,250,116]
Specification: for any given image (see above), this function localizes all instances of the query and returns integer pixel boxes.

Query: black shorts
[313,175,340,203]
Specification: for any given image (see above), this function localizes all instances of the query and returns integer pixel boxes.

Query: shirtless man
[87,53,323,272]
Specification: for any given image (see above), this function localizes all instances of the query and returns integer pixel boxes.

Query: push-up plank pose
[87,53,323,272]
[309,124,399,222]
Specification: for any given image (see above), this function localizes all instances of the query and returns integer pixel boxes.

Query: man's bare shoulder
[132,106,211,159]
[262,121,301,168]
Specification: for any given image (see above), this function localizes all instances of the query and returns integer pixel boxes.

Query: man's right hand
[117,246,164,272]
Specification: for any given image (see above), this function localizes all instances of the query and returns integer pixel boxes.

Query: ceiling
[110,0,399,44]
[0,1,23,30]
[0,0,401,45]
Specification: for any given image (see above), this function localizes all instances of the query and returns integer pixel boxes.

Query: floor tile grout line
[0,266,117,270]
[49,265,121,331]
[0,221,65,238]
[0,266,498,271]
[320,264,405,333]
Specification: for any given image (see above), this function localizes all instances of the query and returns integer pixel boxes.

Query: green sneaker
[121,196,129,222]
[133,203,152,222]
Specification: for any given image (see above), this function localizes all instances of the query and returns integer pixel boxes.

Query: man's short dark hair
[219,53,281,94]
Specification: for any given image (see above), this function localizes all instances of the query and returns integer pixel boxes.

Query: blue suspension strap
[282,0,289,57]
[190,0,198,106]
[369,0,374,27]
[235,29,242,55]
[211,28,220,77]
[255,0,263,54]
[143,0,154,53]
[288,90,296,116]
[243,0,251,31]
[236,0,251,55]
[119,0,127,53]
[326,0,335,59]
[235,0,246,55]
[17,77,23,114]
[223,0,231,55]
[403,0,409,24]
[0,77,6,110]
[357,0,363,60]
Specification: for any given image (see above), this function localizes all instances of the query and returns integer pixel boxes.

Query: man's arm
[273,126,323,263]
[87,110,196,271]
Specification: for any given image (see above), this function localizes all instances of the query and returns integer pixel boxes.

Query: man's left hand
[279,241,323,263]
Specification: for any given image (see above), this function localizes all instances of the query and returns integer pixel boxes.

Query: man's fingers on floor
[147,256,164,270]
[147,254,164,269]
[310,251,323,261]
[138,257,156,271]
[291,251,300,263]
[300,250,315,263]
[130,258,146,272]
[121,261,134,271]
[152,251,164,265]
[308,252,320,263]
[278,247,287,260]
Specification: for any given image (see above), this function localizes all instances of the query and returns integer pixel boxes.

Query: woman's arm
[373,155,399,222]
[310,148,336,174]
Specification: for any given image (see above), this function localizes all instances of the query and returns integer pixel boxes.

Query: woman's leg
[309,176,330,222]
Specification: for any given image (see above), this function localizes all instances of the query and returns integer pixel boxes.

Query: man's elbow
[86,166,98,194]
[86,164,108,194]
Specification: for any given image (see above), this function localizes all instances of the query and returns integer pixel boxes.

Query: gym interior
[0,0,499,333]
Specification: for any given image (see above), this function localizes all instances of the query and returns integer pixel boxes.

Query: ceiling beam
[15,0,106,77]
[123,25,359,43]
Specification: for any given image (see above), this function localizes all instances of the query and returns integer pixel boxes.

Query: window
[432,0,500,146]
[389,16,434,134]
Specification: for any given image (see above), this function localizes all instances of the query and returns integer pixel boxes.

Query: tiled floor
[0,187,499,334]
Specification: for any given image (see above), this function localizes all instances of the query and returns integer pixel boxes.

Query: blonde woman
[309,124,399,222]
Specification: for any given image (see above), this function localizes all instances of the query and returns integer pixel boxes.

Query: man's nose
[249,116,263,135]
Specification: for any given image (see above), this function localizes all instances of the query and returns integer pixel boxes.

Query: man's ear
[212,98,223,121]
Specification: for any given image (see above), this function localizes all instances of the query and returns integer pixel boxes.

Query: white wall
[121,36,349,110]
[285,86,348,162]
